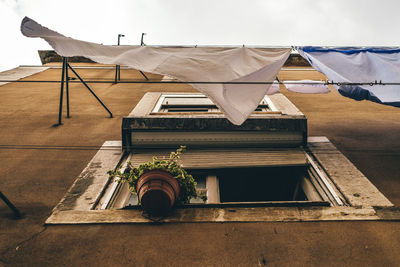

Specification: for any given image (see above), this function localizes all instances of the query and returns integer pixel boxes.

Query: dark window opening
[217,166,308,202]
[164,105,216,113]
[254,104,270,112]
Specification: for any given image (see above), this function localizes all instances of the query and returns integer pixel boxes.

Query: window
[97,148,344,210]
[122,92,307,151]
[151,94,279,114]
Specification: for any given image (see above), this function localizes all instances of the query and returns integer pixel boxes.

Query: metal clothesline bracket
[114,66,149,84]
[114,65,121,84]
[0,191,24,219]
[54,57,113,127]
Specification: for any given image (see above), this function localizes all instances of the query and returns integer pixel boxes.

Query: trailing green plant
[108,146,205,204]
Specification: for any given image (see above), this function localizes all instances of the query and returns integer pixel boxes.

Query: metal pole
[65,58,70,118]
[141,33,146,46]
[0,191,23,219]
[139,70,149,80]
[56,57,67,126]
[67,63,113,118]
[114,34,125,84]
[138,33,148,80]
[114,65,118,84]
[118,65,121,81]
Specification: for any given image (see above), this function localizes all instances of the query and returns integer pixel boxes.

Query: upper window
[151,94,279,114]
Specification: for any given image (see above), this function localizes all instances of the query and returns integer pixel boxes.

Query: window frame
[150,94,280,114]
[97,149,344,210]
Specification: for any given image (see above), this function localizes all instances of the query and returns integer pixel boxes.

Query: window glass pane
[127,193,139,206]
[189,172,207,204]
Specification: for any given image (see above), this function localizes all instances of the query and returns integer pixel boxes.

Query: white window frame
[151,94,279,114]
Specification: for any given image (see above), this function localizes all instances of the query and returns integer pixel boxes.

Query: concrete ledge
[46,206,400,224]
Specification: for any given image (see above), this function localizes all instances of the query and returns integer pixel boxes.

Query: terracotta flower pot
[136,170,180,216]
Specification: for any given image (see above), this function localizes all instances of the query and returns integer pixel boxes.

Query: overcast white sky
[1,0,400,71]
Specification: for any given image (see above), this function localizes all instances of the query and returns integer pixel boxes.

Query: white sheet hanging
[21,17,291,125]
[297,47,400,106]
[284,80,330,94]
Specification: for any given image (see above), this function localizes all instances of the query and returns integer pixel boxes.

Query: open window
[103,92,342,210]
[97,148,345,210]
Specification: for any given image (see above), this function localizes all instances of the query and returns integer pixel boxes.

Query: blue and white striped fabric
[297,47,400,107]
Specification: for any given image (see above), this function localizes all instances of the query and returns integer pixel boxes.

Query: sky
[1,0,400,71]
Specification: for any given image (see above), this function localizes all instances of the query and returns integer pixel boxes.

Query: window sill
[46,206,400,224]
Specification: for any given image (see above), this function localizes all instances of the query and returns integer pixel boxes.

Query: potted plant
[108,146,201,216]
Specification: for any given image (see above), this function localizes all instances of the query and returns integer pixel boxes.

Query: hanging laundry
[297,47,400,107]
[266,81,281,95]
[21,17,291,125]
[284,80,330,94]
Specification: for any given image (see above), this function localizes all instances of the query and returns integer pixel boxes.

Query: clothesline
[97,45,399,50]
[2,79,400,86]
[113,44,295,49]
